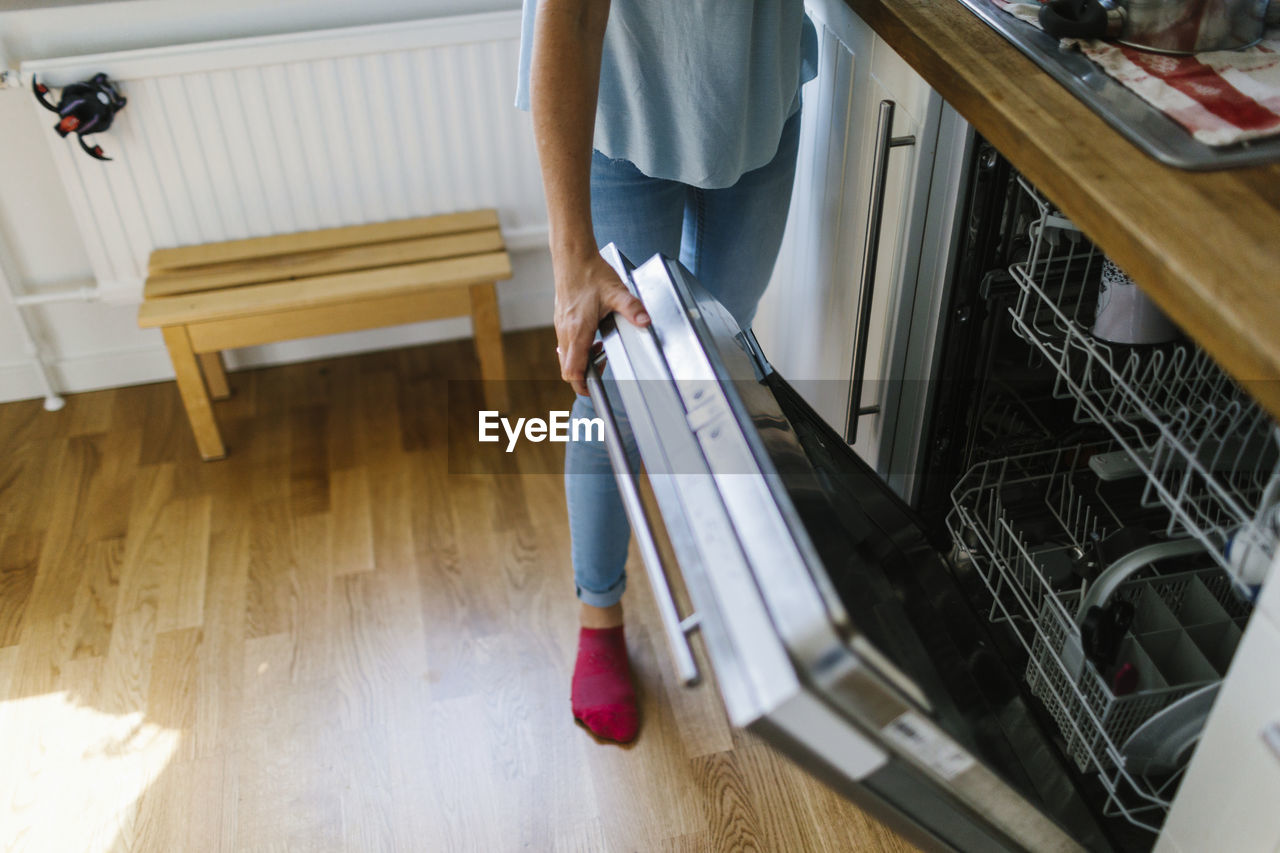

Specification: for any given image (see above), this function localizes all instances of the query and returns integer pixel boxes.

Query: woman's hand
[553,251,648,396]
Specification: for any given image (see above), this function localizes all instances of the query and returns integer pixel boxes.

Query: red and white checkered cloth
[996,0,1280,147]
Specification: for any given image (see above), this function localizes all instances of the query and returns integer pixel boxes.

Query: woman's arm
[530,0,648,396]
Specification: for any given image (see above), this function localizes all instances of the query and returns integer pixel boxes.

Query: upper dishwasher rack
[1006,177,1280,591]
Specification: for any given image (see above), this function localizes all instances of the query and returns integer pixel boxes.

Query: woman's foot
[571,604,638,743]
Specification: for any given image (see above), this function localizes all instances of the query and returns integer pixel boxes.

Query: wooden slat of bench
[148,209,500,272]
[185,286,474,353]
[138,251,511,328]
[145,228,505,298]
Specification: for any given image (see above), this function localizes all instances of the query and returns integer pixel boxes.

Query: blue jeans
[565,109,801,608]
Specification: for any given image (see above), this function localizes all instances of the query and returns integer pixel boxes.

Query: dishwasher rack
[1005,178,1280,591]
[947,445,1251,833]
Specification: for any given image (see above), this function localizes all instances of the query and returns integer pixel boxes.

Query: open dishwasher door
[589,247,1107,853]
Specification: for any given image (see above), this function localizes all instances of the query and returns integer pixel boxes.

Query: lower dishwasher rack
[948,445,1253,834]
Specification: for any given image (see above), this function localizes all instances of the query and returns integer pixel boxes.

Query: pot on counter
[1040,0,1271,53]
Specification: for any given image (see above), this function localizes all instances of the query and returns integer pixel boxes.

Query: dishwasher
[585,152,1280,851]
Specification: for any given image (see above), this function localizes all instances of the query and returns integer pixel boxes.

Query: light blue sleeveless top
[515,1,818,190]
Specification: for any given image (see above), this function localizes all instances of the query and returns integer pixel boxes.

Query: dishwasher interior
[915,142,1280,846]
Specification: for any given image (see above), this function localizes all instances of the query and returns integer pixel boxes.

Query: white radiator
[21,10,545,300]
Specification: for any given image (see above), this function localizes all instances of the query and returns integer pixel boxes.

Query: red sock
[571,626,639,743]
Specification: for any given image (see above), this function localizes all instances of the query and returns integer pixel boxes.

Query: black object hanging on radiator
[32,72,127,161]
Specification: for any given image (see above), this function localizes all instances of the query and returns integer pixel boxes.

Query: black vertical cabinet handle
[844,100,915,445]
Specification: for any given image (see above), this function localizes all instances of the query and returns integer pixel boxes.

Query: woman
[517,0,816,743]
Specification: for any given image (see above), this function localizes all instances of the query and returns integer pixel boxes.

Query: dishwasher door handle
[844,99,916,445]
[586,354,702,687]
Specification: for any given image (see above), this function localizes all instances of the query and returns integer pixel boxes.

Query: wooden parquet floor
[0,328,915,852]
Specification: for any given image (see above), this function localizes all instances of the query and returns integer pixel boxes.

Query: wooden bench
[138,210,512,460]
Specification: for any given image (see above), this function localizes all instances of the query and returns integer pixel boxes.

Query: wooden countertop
[845,0,1280,421]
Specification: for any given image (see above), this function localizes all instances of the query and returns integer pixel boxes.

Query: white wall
[0,0,552,404]
[0,0,518,58]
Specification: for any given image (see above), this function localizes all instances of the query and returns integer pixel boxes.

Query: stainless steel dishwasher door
[587,246,1090,853]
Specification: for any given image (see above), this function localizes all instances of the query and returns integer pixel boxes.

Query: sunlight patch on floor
[0,691,180,853]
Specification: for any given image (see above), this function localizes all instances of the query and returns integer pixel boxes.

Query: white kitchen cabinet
[1156,555,1280,853]
[754,0,955,493]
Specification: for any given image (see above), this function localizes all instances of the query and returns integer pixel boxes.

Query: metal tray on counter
[952,0,1280,169]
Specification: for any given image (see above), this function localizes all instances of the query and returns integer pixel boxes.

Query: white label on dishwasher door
[881,711,975,781]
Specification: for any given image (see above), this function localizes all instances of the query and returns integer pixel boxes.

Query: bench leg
[469,282,509,412]
[198,351,232,400]
[162,326,227,461]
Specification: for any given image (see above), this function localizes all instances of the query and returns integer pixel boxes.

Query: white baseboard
[0,361,56,404]
[56,346,177,394]
[0,247,554,405]
[0,345,176,404]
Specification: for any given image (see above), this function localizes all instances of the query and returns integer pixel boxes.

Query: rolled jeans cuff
[576,574,627,609]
